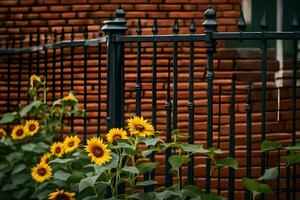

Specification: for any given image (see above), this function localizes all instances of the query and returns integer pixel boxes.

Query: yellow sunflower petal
[0,128,7,139]
[106,128,128,144]
[11,125,27,140]
[50,142,65,158]
[127,116,154,137]
[48,189,75,200]
[31,163,52,183]
[40,152,52,164]
[30,74,39,87]
[85,137,112,166]
[25,120,40,136]
[63,135,81,153]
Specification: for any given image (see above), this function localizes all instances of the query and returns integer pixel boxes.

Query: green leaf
[53,170,71,181]
[130,192,156,200]
[1,184,18,191]
[21,143,47,154]
[20,100,42,117]
[284,143,300,151]
[142,149,156,158]
[258,167,279,181]
[49,158,74,164]
[11,163,26,175]
[0,112,18,124]
[137,162,159,174]
[67,171,86,184]
[156,190,181,200]
[142,138,160,147]
[200,194,227,200]
[70,109,86,118]
[261,140,282,152]
[136,180,157,186]
[214,157,238,170]
[181,185,205,198]
[168,155,189,172]
[79,175,100,192]
[242,177,272,199]
[101,152,119,170]
[122,166,140,174]
[11,172,30,185]
[285,151,300,166]
[13,188,30,200]
[5,152,23,165]
[180,143,208,154]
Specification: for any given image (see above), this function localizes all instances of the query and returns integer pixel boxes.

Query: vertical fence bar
[228,74,236,200]
[97,32,102,137]
[52,30,57,101]
[60,28,64,98]
[144,19,158,192]
[83,26,88,144]
[245,82,252,200]
[70,27,75,133]
[18,37,23,102]
[188,19,196,185]
[291,13,299,200]
[172,19,179,131]
[44,31,48,101]
[37,30,40,75]
[203,7,217,193]
[102,7,127,194]
[28,33,33,103]
[135,19,142,116]
[260,11,267,200]
[101,8,127,133]
[165,58,173,187]
[6,40,11,114]
[217,85,221,195]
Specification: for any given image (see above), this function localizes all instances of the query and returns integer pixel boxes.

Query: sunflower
[61,93,78,106]
[11,125,27,140]
[40,152,52,164]
[48,189,75,200]
[30,74,39,87]
[50,142,65,158]
[0,128,7,139]
[63,135,80,153]
[25,120,40,136]
[106,128,128,144]
[31,162,52,183]
[127,116,154,137]
[85,137,112,166]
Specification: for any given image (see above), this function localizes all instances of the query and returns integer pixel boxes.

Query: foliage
[0,76,239,200]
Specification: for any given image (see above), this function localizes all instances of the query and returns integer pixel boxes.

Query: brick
[49,6,70,12]
[0,0,18,6]
[159,4,182,11]
[40,13,60,19]
[61,12,76,19]
[60,0,87,4]
[48,20,66,26]
[134,4,158,11]
[88,11,111,18]
[31,6,48,12]
[10,7,30,13]
[72,5,99,11]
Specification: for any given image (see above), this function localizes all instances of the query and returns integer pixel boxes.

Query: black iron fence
[0,7,299,200]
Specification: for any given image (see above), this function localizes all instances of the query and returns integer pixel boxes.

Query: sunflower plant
[30,116,237,200]
[0,75,84,200]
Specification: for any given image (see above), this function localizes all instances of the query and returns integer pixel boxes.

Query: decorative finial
[260,11,267,31]
[292,12,299,30]
[237,9,247,31]
[190,19,196,33]
[203,7,218,33]
[136,19,142,35]
[152,19,158,34]
[115,6,126,18]
[173,18,179,34]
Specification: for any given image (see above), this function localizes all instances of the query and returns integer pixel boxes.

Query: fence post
[203,7,218,193]
[101,7,127,130]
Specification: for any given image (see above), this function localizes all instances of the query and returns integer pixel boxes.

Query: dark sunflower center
[37,168,46,176]
[112,134,121,141]
[16,129,23,136]
[68,141,74,147]
[92,146,104,158]
[135,124,145,132]
[55,193,70,200]
[29,124,36,131]
[44,158,49,163]
[55,147,61,154]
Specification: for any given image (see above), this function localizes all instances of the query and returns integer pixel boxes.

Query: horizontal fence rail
[0,6,299,200]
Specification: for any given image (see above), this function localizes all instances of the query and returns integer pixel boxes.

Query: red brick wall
[1,0,300,199]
